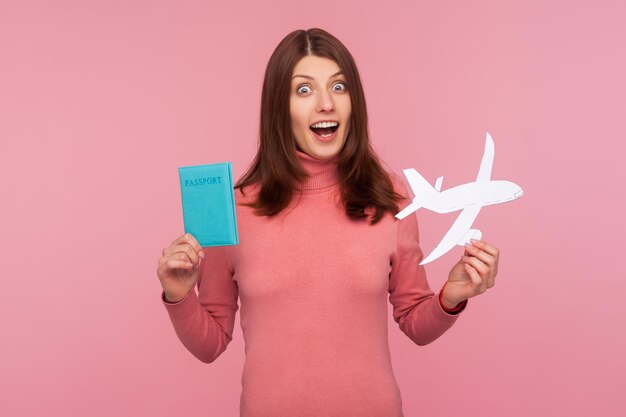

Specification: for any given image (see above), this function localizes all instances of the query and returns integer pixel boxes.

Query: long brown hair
[235,28,404,224]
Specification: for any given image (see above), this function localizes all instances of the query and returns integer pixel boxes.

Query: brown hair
[235,28,404,224]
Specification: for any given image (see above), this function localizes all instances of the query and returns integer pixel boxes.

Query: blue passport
[178,162,239,247]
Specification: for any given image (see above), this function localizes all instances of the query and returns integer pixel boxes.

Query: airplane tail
[395,169,439,219]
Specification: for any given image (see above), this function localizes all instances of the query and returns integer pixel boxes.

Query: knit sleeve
[161,245,239,363]
[388,177,463,346]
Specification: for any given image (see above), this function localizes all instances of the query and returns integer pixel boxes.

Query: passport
[178,162,239,247]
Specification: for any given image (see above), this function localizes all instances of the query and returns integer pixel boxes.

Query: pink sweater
[162,151,465,417]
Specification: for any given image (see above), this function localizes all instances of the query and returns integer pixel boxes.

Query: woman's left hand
[440,239,500,309]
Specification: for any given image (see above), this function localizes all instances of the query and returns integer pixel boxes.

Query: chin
[308,144,343,160]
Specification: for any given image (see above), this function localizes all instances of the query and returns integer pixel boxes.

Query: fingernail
[199,251,205,259]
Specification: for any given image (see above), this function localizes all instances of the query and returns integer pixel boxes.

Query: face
[290,55,352,160]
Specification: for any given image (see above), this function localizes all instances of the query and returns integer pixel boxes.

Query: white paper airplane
[395,132,524,265]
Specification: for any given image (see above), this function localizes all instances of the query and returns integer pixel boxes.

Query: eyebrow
[292,71,344,80]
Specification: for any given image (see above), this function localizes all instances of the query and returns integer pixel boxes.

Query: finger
[162,243,200,266]
[463,255,489,277]
[467,252,498,290]
[470,239,500,260]
[169,233,204,258]
[157,257,194,276]
[158,251,192,267]
[180,233,204,257]
[464,244,495,268]
[463,263,483,286]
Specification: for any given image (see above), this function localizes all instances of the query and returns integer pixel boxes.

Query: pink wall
[2,0,624,416]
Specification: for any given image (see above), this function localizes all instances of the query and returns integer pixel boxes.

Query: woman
[157,28,499,417]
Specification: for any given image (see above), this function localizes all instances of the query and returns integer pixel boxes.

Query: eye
[332,82,347,92]
[296,84,312,95]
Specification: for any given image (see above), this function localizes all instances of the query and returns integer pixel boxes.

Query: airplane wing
[395,202,420,220]
[476,132,495,182]
[420,205,482,265]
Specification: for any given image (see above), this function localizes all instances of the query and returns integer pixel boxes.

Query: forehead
[291,55,342,81]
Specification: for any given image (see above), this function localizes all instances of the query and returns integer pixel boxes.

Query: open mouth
[310,121,339,138]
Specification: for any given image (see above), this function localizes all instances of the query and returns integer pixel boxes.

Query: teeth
[310,121,338,128]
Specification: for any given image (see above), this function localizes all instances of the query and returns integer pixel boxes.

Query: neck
[296,150,339,191]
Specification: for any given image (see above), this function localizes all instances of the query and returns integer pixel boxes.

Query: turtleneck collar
[295,150,340,191]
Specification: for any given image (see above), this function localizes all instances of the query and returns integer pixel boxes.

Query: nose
[316,89,334,112]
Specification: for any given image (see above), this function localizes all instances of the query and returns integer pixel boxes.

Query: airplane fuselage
[424,180,523,214]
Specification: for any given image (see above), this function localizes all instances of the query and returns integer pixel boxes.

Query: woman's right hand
[157,233,205,303]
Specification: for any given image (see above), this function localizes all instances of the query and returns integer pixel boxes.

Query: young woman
[157,28,499,417]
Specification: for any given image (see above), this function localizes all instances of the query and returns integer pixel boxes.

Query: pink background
[2,0,624,416]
